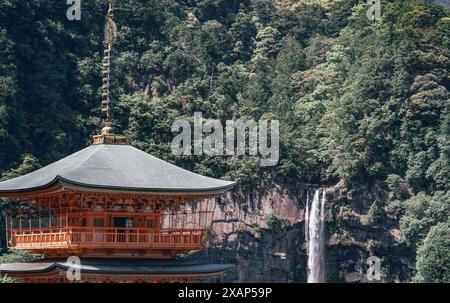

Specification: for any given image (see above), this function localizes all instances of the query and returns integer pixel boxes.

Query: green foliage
[437,17,450,47]
[265,214,288,231]
[367,239,384,254]
[252,26,281,64]
[0,275,15,283]
[339,205,356,221]
[0,0,447,191]
[0,250,43,264]
[1,154,41,181]
[386,174,411,201]
[400,191,450,248]
[415,221,450,283]
[361,202,385,226]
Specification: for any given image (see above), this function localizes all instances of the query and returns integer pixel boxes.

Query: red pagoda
[0,1,235,283]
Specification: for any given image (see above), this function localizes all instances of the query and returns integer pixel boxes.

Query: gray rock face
[184,186,307,282]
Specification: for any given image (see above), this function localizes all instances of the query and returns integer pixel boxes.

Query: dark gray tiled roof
[0,144,235,194]
[0,259,235,275]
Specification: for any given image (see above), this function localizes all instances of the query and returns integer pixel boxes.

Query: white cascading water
[304,190,309,257]
[306,189,326,283]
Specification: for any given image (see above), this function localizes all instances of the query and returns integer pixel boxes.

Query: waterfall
[306,189,326,283]
[304,190,309,256]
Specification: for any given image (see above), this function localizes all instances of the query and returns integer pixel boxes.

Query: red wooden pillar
[59,193,62,227]
[48,199,51,227]
[5,213,9,248]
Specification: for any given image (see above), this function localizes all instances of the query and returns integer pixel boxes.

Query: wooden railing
[10,227,207,250]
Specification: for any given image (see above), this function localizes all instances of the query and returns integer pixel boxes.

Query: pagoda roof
[0,143,235,196]
[0,259,235,276]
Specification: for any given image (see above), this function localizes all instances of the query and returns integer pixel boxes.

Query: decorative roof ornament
[94,0,127,145]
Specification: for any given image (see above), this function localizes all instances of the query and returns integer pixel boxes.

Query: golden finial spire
[101,0,117,135]
[93,0,127,145]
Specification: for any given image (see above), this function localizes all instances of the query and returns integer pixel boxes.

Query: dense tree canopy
[415,221,450,283]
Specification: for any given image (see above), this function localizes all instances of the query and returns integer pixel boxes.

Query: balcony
[10,227,207,252]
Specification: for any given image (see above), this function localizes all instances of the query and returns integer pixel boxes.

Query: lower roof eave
[60,179,236,197]
[0,261,235,276]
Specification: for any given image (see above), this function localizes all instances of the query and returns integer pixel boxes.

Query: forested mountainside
[0,0,449,282]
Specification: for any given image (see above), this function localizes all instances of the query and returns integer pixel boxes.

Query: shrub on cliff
[361,202,384,226]
[265,214,288,231]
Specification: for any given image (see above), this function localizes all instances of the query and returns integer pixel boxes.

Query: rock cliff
[186,182,416,283]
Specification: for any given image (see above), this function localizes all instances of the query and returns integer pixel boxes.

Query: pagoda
[0,1,235,283]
